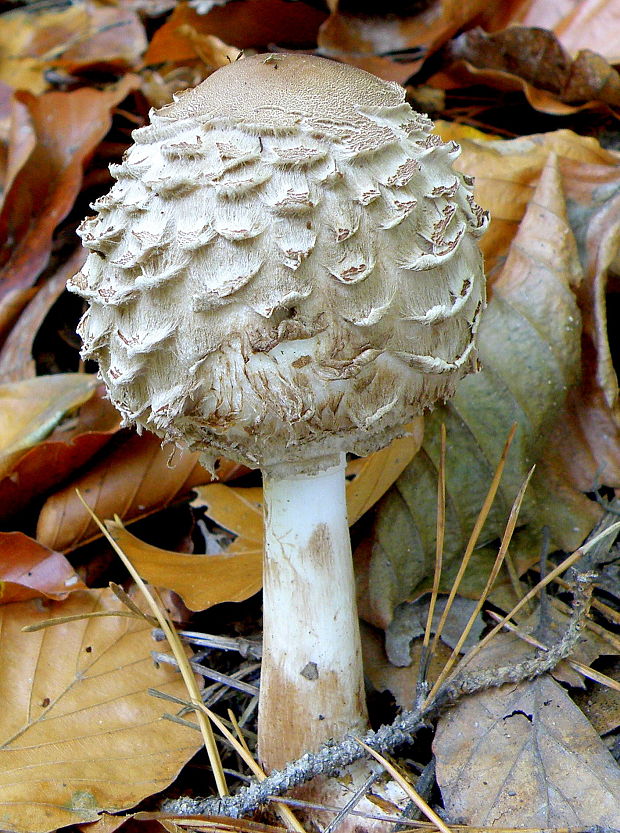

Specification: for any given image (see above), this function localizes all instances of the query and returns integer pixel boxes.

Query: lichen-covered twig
[163,568,595,820]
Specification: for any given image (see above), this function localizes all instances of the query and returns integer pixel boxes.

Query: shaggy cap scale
[69,53,488,475]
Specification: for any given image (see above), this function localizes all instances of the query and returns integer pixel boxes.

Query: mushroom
[69,52,487,812]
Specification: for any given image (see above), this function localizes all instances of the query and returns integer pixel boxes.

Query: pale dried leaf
[0,588,203,832]
[0,373,98,479]
[0,531,85,603]
[108,517,263,611]
[36,435,243,552]
[434,639,620,825]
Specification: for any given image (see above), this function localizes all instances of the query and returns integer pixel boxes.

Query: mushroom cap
[69,53,488,476]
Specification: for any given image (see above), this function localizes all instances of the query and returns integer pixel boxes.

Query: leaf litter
[0,0,619,829]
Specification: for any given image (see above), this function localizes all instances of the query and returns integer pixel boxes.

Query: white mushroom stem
[259,454,368,770]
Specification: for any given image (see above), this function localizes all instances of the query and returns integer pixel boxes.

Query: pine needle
[429,424,516,659]
[354,738,454,833]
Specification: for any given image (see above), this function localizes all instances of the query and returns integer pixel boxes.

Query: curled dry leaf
[0,82,34,214]
[318,0,501,83]
[0,588,203,833]
[0,1,147,94]
[36,432,245,552]
[0,373,99,480]
[0,532,85,603]
[434,634,620,826]
[0,76,139,303]
[99,434,421,612]
[438,26,620,117]
[144,0,327,67]
[483,0,620,65]
[0,247,87,383]
[0,385,120,521]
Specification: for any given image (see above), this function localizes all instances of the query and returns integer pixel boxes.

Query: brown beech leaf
[0,247,87,382]
[144,0,327,67]
[103,436,421,612]
[434,634,620,826]
[439,26,620,117]
[0,588,203,832]
[483,0,620,65]
[0,532,85,603]
[0,373,99,479]
[317,0,504,83]
[36,433,245,552]
[0,76,139,302]
[0,1,146,94]
[0,83,35,214]
[0,385,121,522]
[110,526,263,611]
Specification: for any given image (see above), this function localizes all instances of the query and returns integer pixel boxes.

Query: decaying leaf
[0,385,120,522]
[385,596,485,666]
[439,26,620,117]
[36,433,244,552]
[483,0,620,65]
[0,532,85,603]
[0,1,146,94]
[0,588,203,833]
[0,76,139,303]
[574,657,620,736]
[0,373,99,479]
[361,620,454,710]
[434,634,620,826]
[0,82,35,215]
[318,0,500,83]
[144,0,327,67]
[0,248,87,383]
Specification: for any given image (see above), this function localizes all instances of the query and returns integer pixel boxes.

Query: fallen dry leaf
[144,0,327,67]
[0,75,139,303]
[318,0,504,83]
[0,372,99,480]
[0,385,120,522]
[0,247,87,382]
[438,27,620,117]
[0,1,146,94]
[484,0,620,65]
[36,433,245,552]
[0,588,203,832]
[109,501,263,611]
[0,82,35,214]
[0,532,85,603]
[434,634,620,826]
[343,423,423,524]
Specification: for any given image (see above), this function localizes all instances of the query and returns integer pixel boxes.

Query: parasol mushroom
[68,51,487,816]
